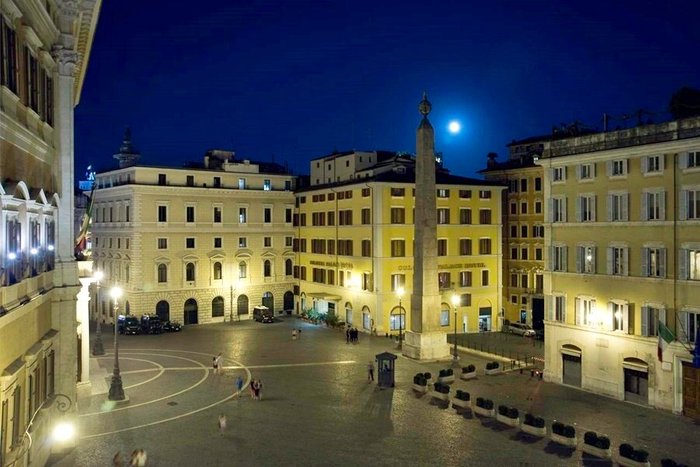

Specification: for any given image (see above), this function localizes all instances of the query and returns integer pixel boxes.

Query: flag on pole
[658,321,675,362]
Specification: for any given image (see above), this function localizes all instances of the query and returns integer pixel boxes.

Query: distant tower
[113,128,141,168]
[403,92,450,360]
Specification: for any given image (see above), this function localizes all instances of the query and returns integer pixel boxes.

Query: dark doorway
[237,295,249,316]
[184,298,198,324]
[624,367,648,404]
[532,298,544,331]
[156,301,170,322]
[562,353,582,387]
[283,291,294,311]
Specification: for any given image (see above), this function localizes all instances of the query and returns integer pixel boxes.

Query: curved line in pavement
[112,358,165,389]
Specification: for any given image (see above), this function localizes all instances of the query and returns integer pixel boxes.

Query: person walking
[249,379,257,399]
[136,449,147,467]
[235,375,244,397]
[218,413,227,436]
[346,327,350,344]
[367,360,374,383]
[257,379,264,400]
[212,356,219,375]
[292,329,297,340]
[113,452,123,467]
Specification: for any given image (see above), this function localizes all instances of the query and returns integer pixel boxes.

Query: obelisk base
[402,331,451,361]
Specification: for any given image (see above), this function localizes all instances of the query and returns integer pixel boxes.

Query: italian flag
[658,322,675,362]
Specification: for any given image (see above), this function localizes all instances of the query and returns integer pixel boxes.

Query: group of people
[112,449,147,466]
[346,327,360,344]
[249,379,264,400]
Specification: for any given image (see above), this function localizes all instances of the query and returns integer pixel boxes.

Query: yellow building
[0,0,101,464]
[481,145,546,329]
[539,116,700,417]
[295,151,505,337]
[92,148,298,325]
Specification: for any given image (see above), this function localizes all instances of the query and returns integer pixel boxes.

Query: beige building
[0,0,101,465]
[539,117,700,418]
[92,147,298,325]
[295,151,506,337]
[481,144,546,329]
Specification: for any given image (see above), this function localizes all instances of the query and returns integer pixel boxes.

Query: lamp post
[229,281,238,325]
[108,286,125,401]
[91,271,105,356]
[452,294,460,366]
[396,287,405,349]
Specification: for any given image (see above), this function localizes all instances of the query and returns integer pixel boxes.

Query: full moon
[448,120,461,134]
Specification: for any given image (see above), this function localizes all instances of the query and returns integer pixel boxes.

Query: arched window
[212,296,224,317]
[239,261,247,278]
[213,261,222,280]
[125,264,130,283]
[285,258,293,276]
[157,263,167,283]
[186,262,196,281]
[264,260,272,277]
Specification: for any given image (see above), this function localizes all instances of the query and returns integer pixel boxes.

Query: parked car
[140,314,163,334]
[118,315,140,335]
[509,322,536,337]
[162,320,182,332]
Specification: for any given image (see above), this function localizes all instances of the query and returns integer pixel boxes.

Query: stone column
[403,93,450,360]
[77,277,93,385]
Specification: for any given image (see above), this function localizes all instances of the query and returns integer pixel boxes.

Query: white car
[509,322,536,337]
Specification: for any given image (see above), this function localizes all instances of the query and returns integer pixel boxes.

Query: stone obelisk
[402,93,450,360]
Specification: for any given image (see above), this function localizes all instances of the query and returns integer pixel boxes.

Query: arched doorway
[184,298,198,324]
[262,292,274,312]
[283,291,294,311]
[237,295,249,316]
[345,302,353,325]
[155,301,170,322]
[212,296,224,318]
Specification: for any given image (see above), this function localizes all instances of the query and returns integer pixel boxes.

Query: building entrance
[683,362,700,421]
[624,368,648,404]
[562,353,582,387]
[478,307,491,331]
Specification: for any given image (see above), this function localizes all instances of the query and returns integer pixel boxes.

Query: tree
[669,86,700,119]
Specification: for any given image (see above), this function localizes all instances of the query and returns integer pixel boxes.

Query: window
[263,179,271,191]
[510,203,517,215]
[213,207,222,223]
[264,260,272,277]
[535,248,543,261]
[680,189,700,220]
[186,262,196,281]
[285,208,293,223]
[479,190,491,199]
[680,248,700,280]
[553,167,566,182]
[611,302,629,332]
[213,262,222,280]
[511,247,518,260]
[1,21,19,93]
[391,240,405,257]
[391,274,405,291]
[239,237,247,248]
[186,238,195,249]
[440,309,450,326]
[510,225,517,238]
[687,151,700,169]
[642,191,665,220]
[577,195,596,222]
[679,311,700,343]
[644,155,663,174]
[157,264,167,283]
[576,297,596,326]
[521,248,528,260]
[361,239,371,257]
[608,246,628,275]
[554,295,566,322]
[437,208,450,224]
[126,206,130,222]
[459,271,472,287]
[186,206,195,223]
[520,179,528,191]
[158,174,167,185]
[327,211,334,226]
[238,178,246,189]
[521,225,528,238]
[438,272,451,289]
[642,247,665,277]
[437,189,449,198]
[481,270,489,286]
[213,176,221,187]
[479,238,491,255]
[361,208,371,224]
[437,239,447,256]
[264,237,272,248]
[459,190,472,198]
[460,294,472,306]
[552,197,567,222]
[521,274,528,288]
[459,239,472,256]
[285,259,293,276]
[521,202,528,214]
[532,225,544,238]
[459,209,472,224]
[609,159,628,177]
[535,177,542,191]
[286,236,293,247]
[641,306,662,337]
[479,209,491,224]
[608,192,629,221]
[552,245,567,271]
[239,207,247,223]
[158,205,167,222]
[577,246,596,274]
[390,208,405,224]
[214,237,222,248]
[510,273,518,287]
[239,261,247,278]
[186,175,194,186]
[157,238,167,249]
[264,207,272,223]
[362,188,371,197]
[578,163,594,180]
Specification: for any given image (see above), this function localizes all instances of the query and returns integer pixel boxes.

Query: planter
[581,443,611,459]
[437,374,455,384]
[428,390,450,402]
[617,457,651,467]
[473,406,495,418]
[411,383,428,394]
[485,368,503,376]
[451,398,471,409]
[460,371,477,381]
[521,424,547,437]
[550,432,577,448]
[495,413,519,428]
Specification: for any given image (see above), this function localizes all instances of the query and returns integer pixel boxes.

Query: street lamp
[451,294,460,366]
[108,286,125,401]
[396,287,405,349]
[91,271,105,356]
[229,280,238,325]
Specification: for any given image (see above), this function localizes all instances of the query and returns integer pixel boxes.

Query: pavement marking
[112,358,165,389]
[223,360,356,370]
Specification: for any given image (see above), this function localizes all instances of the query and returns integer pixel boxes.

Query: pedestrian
[346,328,350,344]
[113,452,123,467]
[297,328,302,339]
[212,356,218,375]
[257,379,264,400]
[218,413,227,436]
[216,353,223,375]
[292,329,297,340]
[367,360,374,383]
[129,449,138,466]
[137,449,147,467]
[249,379,257,399]
[235,375,244,397]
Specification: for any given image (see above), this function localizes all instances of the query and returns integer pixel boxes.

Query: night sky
[75,0,700,179]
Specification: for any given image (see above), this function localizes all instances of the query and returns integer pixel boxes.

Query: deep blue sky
[75,0,700,179]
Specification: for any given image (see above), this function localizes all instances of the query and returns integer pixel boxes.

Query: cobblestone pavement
[50,319,698,466]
